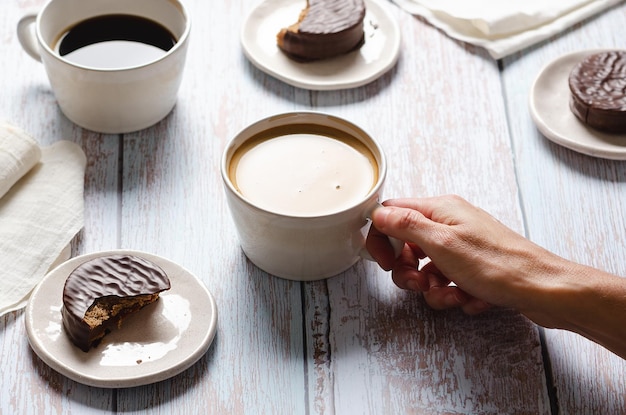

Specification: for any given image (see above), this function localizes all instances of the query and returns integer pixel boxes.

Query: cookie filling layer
[61,254,171,352]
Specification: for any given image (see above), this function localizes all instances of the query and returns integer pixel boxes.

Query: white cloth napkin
[392,0,622,58]
[0,124,41,199]
[0,122,86,315]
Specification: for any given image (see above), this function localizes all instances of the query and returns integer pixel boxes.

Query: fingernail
[372,206,390,225]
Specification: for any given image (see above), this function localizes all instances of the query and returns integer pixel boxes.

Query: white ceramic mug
[17,0,190,134]
[221,112,400,281]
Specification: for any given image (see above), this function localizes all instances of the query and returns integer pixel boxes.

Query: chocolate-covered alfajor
[277,0,366,61]
[61,254,171,352]
[568,50,626,133]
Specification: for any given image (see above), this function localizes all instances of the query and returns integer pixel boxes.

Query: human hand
[366,195,562,315]
[366,195,626,360]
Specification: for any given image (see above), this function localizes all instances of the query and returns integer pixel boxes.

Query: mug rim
[221,111,388,220]
[35,0,191,72]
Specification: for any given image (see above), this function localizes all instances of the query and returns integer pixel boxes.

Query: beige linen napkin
[392,0,622,58]
[0,122,86,315]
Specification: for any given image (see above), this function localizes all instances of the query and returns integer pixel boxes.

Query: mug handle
[361,203,404,262]
[17,13,42,62]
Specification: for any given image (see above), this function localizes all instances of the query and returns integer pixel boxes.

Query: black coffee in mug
[56,14,176,69]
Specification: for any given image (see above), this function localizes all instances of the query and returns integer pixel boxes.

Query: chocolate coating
[568,50,626,133]
[61,254,171,352]
[277,0,366,61]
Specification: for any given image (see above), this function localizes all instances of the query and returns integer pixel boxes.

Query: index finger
[382,195,472,226]
[370,204,443,249]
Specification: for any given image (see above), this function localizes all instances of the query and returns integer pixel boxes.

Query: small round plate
[529,49,626,160]
[25,250,218,388]
[240,0,401,90]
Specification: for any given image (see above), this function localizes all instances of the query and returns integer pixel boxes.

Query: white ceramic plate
[529,49,626,160]
[241,0,401,90]
[25,250,218,388]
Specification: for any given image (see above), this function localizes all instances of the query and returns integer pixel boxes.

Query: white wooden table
[1,0,625,413]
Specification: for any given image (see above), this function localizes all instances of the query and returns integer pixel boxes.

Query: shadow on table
[542,137,626,182]
[315,262,550,412]
[115,342,217,411]
[21,82,184,197]
[243,54,400,108]
[26,329,217,412]
[105,107,182,195]
[0,308,22,333]
[542,330,626,415]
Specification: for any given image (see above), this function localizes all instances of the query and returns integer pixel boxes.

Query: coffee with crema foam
[229,124,379,216]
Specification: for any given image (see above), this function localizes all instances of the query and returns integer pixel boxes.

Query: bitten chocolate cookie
[568,50,626,133]
[61,254,171,352]
[277,0,366,61]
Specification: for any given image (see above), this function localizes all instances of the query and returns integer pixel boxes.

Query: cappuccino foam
[230,129,378,216]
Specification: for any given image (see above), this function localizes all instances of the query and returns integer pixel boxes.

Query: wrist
[511,249,588,329]
[518,255,624,338]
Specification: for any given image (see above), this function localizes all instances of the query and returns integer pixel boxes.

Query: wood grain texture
[303,5,549,414]
[1,0,625,413]
[501,3,626,415]
[1,1,119,414]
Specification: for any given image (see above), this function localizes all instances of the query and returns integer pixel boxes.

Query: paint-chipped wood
[1,0,624,413]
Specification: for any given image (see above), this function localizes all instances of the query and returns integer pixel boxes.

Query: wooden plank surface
[1,1,118,413]
[1,0,624,413]
[303,6,549,414]
[501,3,626,414]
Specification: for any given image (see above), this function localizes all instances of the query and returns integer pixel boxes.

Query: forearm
[519,256,626,360]
[369,197,626,359]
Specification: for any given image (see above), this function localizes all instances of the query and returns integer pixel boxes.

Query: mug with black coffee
[17,0,190,134]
